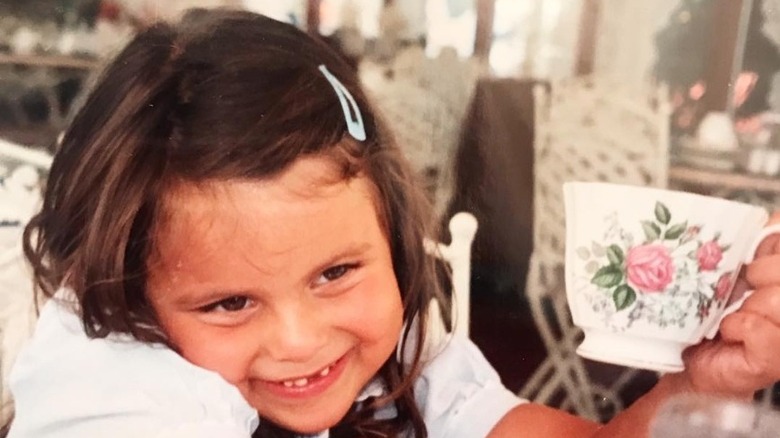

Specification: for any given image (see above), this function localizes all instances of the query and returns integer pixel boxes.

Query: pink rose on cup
[626,244,675,293]
[697,240,724,271]
[715,273,733,301]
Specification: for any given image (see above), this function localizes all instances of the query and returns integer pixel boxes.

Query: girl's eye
[201,296,251,313]
[315,263,357,286]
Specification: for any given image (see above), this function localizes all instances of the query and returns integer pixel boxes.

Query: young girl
[7,8,780,438]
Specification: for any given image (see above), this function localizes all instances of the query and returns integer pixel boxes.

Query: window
[425,0,476,58]
[241,0,306,26]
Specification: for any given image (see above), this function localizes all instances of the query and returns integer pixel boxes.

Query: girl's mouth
[277,359,337,388]
[259,351,350,398]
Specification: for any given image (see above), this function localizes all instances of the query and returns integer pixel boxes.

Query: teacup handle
[704,223,780,340]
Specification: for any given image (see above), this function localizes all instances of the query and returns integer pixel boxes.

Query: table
[0,53,98,148]
[0,53,100,70]
[669,163,780,211]
[670,164,780,192]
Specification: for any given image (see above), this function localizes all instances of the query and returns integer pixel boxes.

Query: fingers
[720,311,776,345]
[754,212,780,257]
[767,211,780,226]
[754,234,780,259]
[746,254,780,289]
[726,286,780,327]
[718,312,780,381]
[714,287,780,387]
[681,339,766,396]
[747,211,780,289]
[686,278,780,394]
[730,276,751,300]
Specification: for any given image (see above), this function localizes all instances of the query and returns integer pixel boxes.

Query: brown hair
[23,8,444,438]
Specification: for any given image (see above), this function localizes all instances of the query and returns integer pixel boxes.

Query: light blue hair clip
[318,65,366,141]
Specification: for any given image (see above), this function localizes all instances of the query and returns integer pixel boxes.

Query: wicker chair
[424,211,478,344]
[360,47,482,219]
[518,77,671,420]
[0,138,51,422]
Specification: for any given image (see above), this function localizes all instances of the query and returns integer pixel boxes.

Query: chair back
[520,77,671,420]
[424,211,478,344]
[360,48,482,218]
[531,77,671,266]
[0,153,47,423]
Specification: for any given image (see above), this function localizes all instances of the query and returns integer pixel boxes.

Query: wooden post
[306,0,321,34]
[575,0,600,76]
[473,0,495,59]
[700,0,745,113]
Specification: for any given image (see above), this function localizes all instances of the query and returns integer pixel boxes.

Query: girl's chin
[260,405,353,435]
[251,377,361,433]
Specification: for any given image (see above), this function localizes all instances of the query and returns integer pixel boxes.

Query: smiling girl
[8,8,780,438]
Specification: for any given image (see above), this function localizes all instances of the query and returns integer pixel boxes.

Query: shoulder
[7,295,258,437]
[485,403,601,437]
[414,336,526,438]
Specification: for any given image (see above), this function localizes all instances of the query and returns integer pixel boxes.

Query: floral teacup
[563,182,780,372]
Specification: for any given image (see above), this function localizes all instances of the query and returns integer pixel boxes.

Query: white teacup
[563,182,780,372]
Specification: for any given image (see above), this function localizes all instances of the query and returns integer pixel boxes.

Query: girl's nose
[264,303,327,363]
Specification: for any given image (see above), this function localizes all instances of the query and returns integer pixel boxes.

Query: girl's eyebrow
[306,241,374,277]
[172,288,255,309]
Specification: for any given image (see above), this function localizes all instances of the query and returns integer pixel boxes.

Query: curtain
[492,0,583,78]
[593,0,680,91]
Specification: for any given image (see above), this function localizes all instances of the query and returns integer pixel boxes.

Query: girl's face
[146,156,404,434]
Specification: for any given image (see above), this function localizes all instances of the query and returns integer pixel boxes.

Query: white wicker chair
[0,139,51,423]
[424,211,478,344]
[360,48,482,219]
[518,77,671,420]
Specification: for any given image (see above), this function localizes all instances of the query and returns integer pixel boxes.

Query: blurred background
[1,0,780,423]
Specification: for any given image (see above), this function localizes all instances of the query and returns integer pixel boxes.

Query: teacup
[563,182,780,372]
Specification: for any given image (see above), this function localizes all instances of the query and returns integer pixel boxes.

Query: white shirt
[8,295,524,437]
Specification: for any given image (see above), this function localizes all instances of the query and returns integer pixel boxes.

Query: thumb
[754,212,780,258]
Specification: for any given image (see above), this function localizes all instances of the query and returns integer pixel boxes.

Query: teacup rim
[563,181,768,214]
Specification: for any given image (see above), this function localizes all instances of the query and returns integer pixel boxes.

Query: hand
[681,212,780,397]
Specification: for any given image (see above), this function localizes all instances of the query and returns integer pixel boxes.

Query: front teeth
[282,378,309,387]
[280,364,333,388]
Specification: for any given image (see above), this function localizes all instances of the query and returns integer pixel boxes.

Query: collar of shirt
[298,377,390,438]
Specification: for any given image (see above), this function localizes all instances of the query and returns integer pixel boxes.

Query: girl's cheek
[171,319,257,384]
[334,273,403,340]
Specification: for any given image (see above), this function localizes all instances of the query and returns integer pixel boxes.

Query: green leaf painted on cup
[613,285,636,311]
[591,265,623,288]
[664,221,688,240]
[576,247,590,260]
[606,244,624,265]
[655,202,671,224]
[642,221,661,241]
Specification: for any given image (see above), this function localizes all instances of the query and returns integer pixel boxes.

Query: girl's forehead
[161,157,372,215]
[145,159,390,284]
[153,156,383,241]
[166,155,352,202]
[146,155,391,271]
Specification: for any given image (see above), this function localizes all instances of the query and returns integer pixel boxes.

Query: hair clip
[318,65,366,141]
